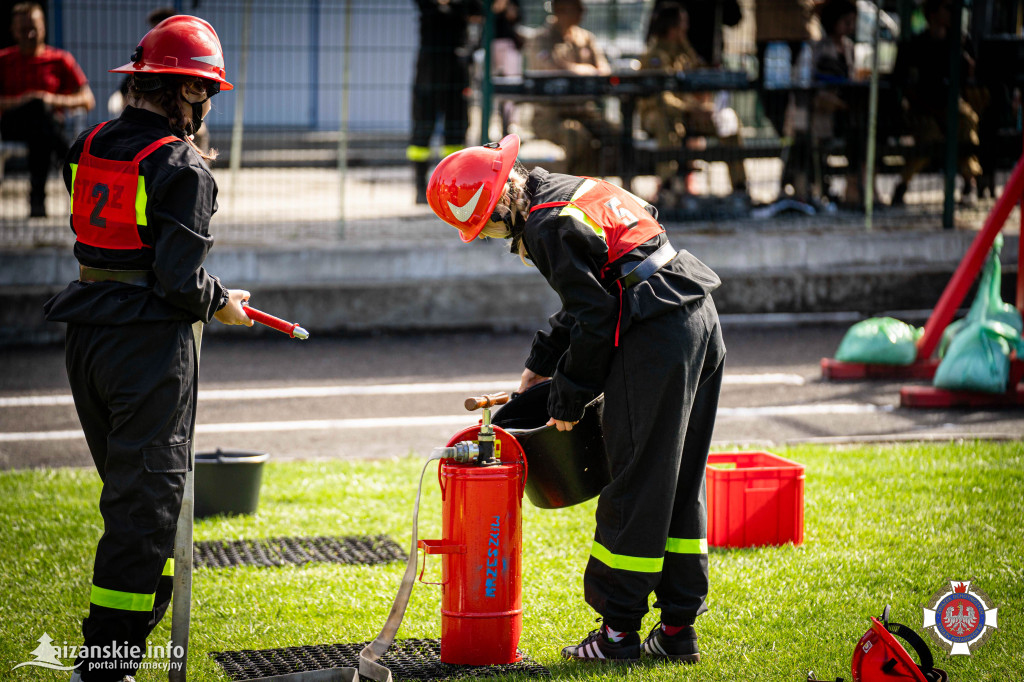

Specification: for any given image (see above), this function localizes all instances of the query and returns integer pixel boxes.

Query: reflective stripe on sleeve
[162,558,175,577]
[590,541,663,573]
[665,537,709,555]
[69,163,78,202]
[90,585,155,612]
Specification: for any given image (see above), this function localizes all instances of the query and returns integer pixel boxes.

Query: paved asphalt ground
[2,322,1020,471]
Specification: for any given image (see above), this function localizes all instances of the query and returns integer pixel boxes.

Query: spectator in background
[0,1,94,217]
[891,0,987,207]
[408,0,483,204]
[639,2,747,207]
[647,0,742,66]
[755,0,819,133]
[754,0,819,203]
[810,0,865,207]
[525,0,618,176]
[492,0,524,135]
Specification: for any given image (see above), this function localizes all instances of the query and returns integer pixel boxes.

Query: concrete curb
[1,230,1017,346]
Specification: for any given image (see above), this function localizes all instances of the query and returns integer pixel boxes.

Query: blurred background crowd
[1,0,1022,234]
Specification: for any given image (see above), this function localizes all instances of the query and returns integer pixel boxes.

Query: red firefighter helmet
[851,607,947,682]
[426,134,521,242]
[110,15,233,90]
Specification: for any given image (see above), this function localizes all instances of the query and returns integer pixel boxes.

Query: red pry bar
[242,304,309,339]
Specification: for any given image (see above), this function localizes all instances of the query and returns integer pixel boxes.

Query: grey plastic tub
[194,449,269,518]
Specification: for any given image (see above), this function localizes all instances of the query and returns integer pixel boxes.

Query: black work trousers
[410,52,470,149]
[65,320,198,681]
[584,296,725,632]
[0,98,70,208]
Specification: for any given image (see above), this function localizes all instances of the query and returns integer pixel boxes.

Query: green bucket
[194,449,269,518]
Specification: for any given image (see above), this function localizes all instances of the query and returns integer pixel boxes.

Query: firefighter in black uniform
[425,134,726,663]
[42,16,252,681]
[408,0,482,203]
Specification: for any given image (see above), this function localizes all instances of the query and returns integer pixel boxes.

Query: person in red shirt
[0,2,94,217]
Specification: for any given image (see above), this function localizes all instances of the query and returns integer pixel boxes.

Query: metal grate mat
[194,535,406,569]
[212,639,550,681]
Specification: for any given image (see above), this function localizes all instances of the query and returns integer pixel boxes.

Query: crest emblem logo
[923,580,998,655]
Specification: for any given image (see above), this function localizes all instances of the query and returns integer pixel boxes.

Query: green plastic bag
[934,235,1024,392]
[939,234,1023,359]
[938,317,966,359]
[834,317,923,365]
[934,319,1023,393]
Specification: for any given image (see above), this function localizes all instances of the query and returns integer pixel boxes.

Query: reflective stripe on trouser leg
[590,541,663,573]
[584,299,724,633]
[665,538,708,555]
[90,585,156,612]
[406,145,431,162]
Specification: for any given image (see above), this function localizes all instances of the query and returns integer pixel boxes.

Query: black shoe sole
[649,652,699,663]
[561,646,640,663]
[561,654,641,664]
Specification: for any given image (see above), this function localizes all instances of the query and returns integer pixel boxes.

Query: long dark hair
[127,73,216,161]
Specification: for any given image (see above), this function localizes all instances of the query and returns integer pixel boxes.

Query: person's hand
[546,417,579,432]
[214,289,254,326]
[517,368,549,394]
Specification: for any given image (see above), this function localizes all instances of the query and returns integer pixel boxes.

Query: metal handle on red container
[416,539,466,586]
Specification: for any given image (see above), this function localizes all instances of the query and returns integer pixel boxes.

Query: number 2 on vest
[90,183,110,228]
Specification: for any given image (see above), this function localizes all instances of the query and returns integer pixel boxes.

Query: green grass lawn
[1,441,1021,681]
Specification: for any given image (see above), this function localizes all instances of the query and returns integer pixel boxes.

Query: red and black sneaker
[561,625,641,663]
[641,623,700,663]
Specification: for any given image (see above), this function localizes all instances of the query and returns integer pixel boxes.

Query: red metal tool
[242,303,309,339]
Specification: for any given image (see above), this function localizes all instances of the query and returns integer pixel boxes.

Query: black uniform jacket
[44,106,227,326]
[521,168,721,422]
[415,0,482,56]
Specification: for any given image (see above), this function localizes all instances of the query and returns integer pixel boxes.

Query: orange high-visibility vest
[530,178,664,269]
[71,121,178,250]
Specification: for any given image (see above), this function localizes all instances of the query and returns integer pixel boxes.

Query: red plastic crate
[706,451,805,548]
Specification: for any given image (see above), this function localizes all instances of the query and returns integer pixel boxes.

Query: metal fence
[1,0,1021,243]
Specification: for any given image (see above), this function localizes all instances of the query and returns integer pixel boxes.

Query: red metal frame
[822,154,1024,410]
[821,357,939,380]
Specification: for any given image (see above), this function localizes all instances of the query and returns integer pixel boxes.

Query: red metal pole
[242,304,309,339]
[1019,133,1024,314]
[917,158,1024,361]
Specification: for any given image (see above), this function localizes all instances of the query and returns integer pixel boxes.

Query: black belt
[79,265,154,286]
[618,242,677,288]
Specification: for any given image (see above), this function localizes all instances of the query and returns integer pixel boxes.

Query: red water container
[420,425,525,665]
